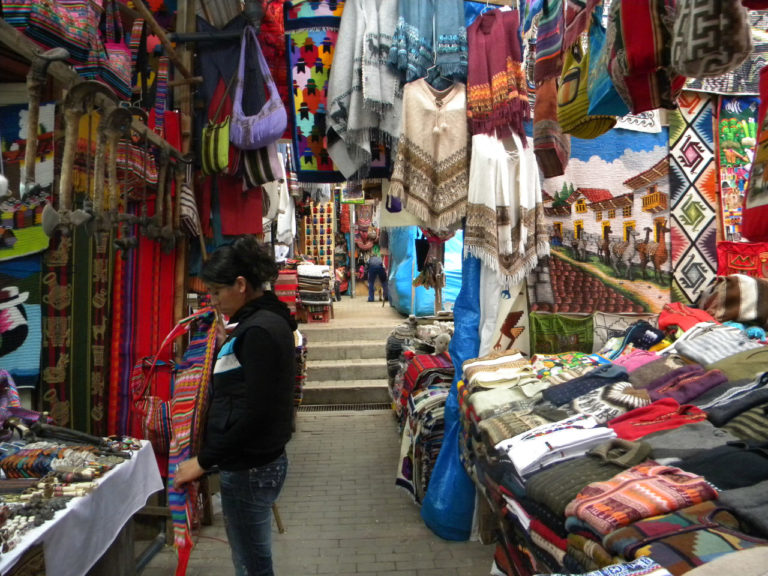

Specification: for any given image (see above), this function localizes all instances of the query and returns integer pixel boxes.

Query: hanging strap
[153,56,170,136]
[211,68,238,124]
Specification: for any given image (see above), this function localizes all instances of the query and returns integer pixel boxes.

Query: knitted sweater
[564,463,718,535]
[525,438,652,517]
[643,421,740,463]
[389,79,469,230]
[606,398,707,441]
[541,363,629,406]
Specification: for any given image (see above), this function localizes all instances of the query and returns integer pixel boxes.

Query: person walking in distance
[174,235,296,576]
[367,246,388,302]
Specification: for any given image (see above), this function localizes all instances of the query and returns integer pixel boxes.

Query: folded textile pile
[297,264,332,306]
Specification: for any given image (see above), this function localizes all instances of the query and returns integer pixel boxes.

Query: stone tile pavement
[140,410,494,576]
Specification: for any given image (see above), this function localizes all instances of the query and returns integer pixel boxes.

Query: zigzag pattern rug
[668,92,719,305]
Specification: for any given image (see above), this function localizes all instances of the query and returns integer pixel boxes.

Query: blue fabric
[387,226,463,316]
[420,255,481,541]
[219,451,288,576]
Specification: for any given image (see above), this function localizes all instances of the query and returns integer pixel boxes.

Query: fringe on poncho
[389,79,469,231]
[465,132,549,286]
[466,8,530,141]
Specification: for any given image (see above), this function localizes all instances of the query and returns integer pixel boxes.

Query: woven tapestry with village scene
[528,127,672,319]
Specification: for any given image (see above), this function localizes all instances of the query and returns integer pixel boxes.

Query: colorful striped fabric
[534,0,565,83]
[166,310,218,576]
[565,462,718,536]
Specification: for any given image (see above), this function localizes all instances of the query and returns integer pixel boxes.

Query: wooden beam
[0,18,186,162]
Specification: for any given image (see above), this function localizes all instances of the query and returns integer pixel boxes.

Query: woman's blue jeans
[220,452,288,576]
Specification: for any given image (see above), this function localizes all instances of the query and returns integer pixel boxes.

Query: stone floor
[140,295,493,575]
[140,411,494,576]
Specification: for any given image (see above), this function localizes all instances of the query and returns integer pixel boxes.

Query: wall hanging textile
[670,0,752,79]
[743,66,768,242]
[534,0,565,83]
[697,274,768,327]
[718,96,759,241]
[716,241,768,278]
[389,79,469,231]
[606,0,685,114]
[230,26,287,150]
[257,0,291,139]
[668,92,719,305]
[286,1,389,182]
[529,311,593,354]
[530,126,671,314]
[40,234,73,427]
[325,0,400,180]
[556,23,616,139]
[684,11,768,96]
[466,7,529,141]
[0,256,42,390]
[489,286,531,357]
[465,133,548,285]
[388,0,468,84]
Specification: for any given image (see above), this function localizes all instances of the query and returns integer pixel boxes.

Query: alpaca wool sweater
[389,79,469,230]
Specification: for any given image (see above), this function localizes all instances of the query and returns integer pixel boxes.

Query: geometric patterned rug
[668,92,720,305]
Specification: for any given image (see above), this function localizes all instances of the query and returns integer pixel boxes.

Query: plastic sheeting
[386,227,463,317]
[420,255,481,541]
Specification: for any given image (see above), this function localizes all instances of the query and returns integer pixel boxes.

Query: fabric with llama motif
[527,128,671,314]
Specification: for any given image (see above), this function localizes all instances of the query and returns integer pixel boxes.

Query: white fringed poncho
[326,0,401,179]
[465,132,549,286]
[389,79,469,231]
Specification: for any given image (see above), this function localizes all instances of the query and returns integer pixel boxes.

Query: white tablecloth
[0,441,163,576]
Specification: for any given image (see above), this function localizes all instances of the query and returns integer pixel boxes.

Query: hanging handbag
[229,26,287,150]
[201,72,237,176]
[75,0,132,99]
[179,183,202,238]
[671,0,752,79]
[243,141,284,187]
[587,3,629,118]
[26,0,97,64]
[557,25,617,140]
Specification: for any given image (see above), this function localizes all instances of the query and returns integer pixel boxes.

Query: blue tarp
[386,227,463,317]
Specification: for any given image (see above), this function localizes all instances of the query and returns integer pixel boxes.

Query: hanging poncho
[326,0,402,179]
[466,8,529,140]
[465,132,549,286]
[389,79,469,230]
[388,0,468,84]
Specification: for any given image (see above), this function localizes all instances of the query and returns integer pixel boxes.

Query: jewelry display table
[0,441,163,576]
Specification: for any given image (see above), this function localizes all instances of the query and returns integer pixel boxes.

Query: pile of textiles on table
[296,264,332,303]
[387,316,455,504]
[455,296,768,576]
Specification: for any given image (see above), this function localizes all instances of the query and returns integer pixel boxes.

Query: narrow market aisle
[142,410,494,576]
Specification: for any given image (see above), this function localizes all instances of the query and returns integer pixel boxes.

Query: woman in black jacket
[174,235,296,576]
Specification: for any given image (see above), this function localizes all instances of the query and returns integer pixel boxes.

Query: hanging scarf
[389,79,469,230]
[534,0,564,83]
[465,133,549,285]
[326,0,401,179]
[467,8,529,140]
[388,0,468,83]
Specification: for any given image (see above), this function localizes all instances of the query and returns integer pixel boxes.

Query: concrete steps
[300,320,393,405]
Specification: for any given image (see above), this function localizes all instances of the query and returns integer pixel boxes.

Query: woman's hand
[173,456,205,488]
